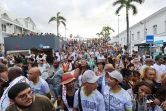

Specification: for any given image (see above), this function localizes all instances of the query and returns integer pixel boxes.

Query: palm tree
[96,33,100,37]
[113,0,144,51]
[70,34,73,38]
[102,26,114,42]
[48,12,66,36]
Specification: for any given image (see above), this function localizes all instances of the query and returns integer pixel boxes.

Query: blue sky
[1,0,166,38]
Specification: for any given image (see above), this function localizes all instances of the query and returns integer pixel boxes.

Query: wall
[4,35,61,51]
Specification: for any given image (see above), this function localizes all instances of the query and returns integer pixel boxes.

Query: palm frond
[110,28,115,32]
[58,16,67,22]
[129,4,138,15]
[113,0,121,6]
[96,33,100,35]
[48,17,57,23]
[115,5,124,15]
[60,21,66,27]
[57,12,61,17]
[100,31,104,36]
[131,0,145,4]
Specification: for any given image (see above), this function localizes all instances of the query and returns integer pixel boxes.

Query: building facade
[0,7,36,52]
[110,6,166,52]
[4,35,68,62]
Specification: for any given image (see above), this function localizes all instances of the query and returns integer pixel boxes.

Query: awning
[135,36,166,46]
[7,50,30,54]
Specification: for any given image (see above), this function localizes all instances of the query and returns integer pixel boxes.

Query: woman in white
[38,59,50,80]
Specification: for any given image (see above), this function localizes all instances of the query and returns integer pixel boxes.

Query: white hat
[108,70,123,83]
[82,70,100,83]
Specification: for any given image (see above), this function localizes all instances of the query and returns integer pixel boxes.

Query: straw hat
[60,72,76,85]
[96,59,105,66]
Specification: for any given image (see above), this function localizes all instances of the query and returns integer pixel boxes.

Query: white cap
[108,70,123,83]
[82,70,100,83]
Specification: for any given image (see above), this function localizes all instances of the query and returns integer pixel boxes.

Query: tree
[96,33,100,38]
[48,12,66,36]
[113,0,144,51]
[96,26,114,45]
[70,34,73,38]
[102,26,114,40]
[102,26,114,42]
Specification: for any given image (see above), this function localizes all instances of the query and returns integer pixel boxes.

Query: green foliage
[113,0,144,15]
[48,12,66,36]
[96,26,114,42]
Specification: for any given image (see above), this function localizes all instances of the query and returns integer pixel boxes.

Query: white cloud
[1,0,166,38]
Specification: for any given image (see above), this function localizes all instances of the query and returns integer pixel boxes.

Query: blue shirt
[30,78,50,96]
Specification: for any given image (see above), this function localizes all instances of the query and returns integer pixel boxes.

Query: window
[137,32,140,39]
[153,25,157,35]
[25,21,28,28]
[1,24,6,32]
[132,34,134,40]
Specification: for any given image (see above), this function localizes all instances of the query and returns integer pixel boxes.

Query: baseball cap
[108,70,123,83]
[82,70,100,83]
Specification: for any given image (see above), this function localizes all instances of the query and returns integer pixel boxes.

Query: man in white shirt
[38,59,50,80]
[89,49,94,56]
[55,50,60,61]
[73,70,105,111]
[97,52,105,60]
[72,50,77,61]
[152,56,166,84]
[94,49,99,62]
[0,67,29,111]
[94,49,99,57]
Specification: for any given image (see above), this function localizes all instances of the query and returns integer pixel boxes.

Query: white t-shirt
[38,63,50,80]
[89,51,94,55]
[74,87,105,111]
[152,64,166,83]
[72,52,76,61]
[0,76,29,111]
[122,49,125,54]
[56,52,60,61]
[103,86,132,111]
[95,51,99,57]
[97,55,105,60]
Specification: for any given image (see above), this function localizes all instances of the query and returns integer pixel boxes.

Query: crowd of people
[10,32,54,37]
[0,44,166,111]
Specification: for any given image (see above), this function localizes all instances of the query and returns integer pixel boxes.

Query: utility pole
[118,15,120,38]
[65,27,68,40]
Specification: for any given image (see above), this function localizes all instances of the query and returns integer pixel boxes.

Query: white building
[0,7,36,52]
[110,6,166,52]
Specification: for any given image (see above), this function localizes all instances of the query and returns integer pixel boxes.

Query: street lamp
[118,15,120,38]
[140,21,152,55]
[65,27,68,40]
[140,21,148,39]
